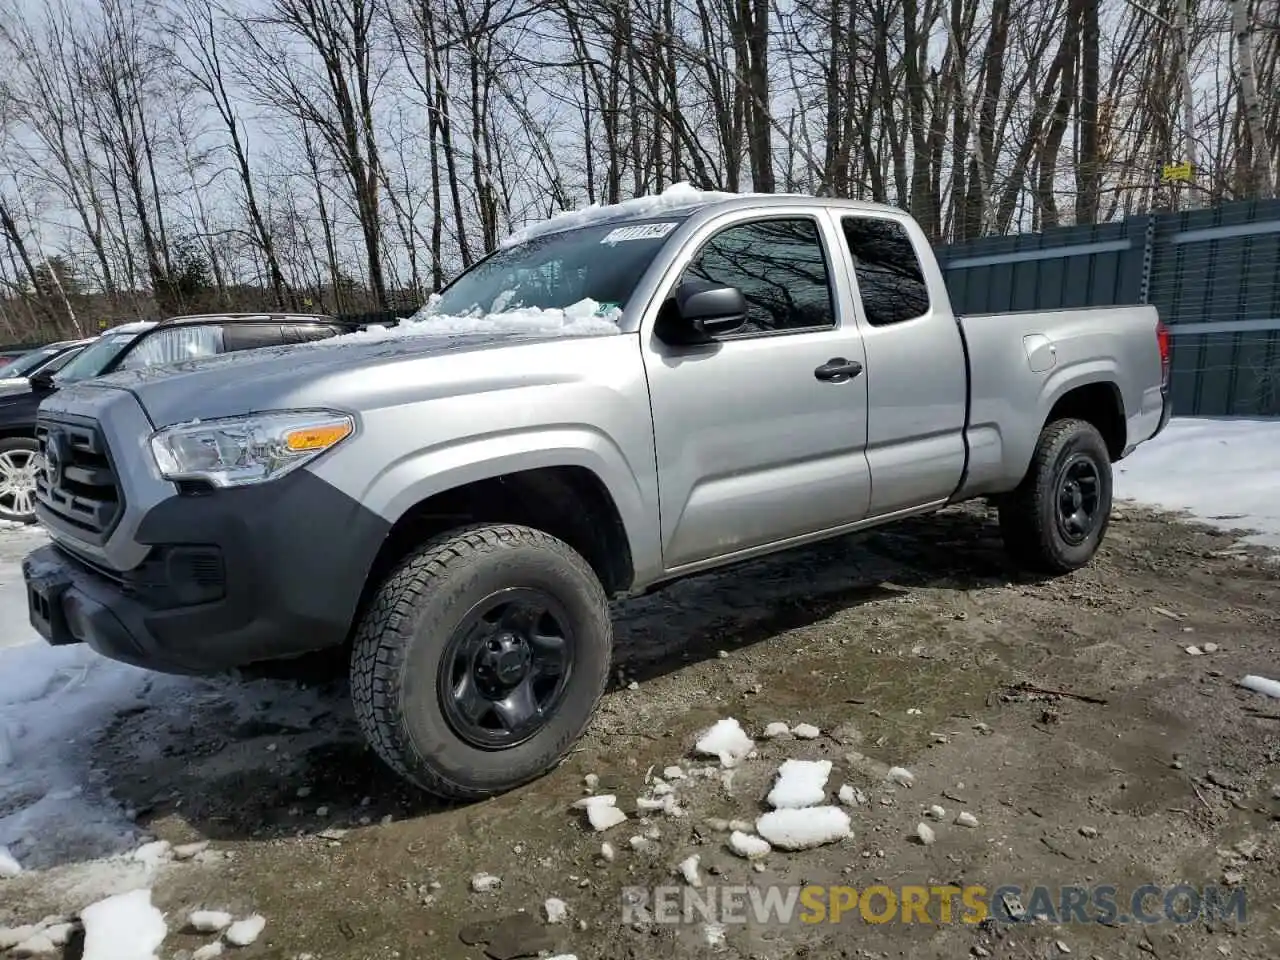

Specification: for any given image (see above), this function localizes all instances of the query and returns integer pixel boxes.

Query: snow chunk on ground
[1114,417,1280,548]
[728,831,771,859]
[1239,675,1280,699]
[188,911,233,934]
[0,844,20,877]
[192,942,224,960]
[915,823,936,845]
[887,766,915,787]
[766,759,832,809]
[693,718,755,768]
[762,722,791,739]
[756,807,852,850]
[502,182,738,248]
[81,888,167,960]
[130,840,172,869]
[224,915,266,947]
[677,854,702,887]
[0,926,41,951]
[471,873,502,892]
[791,723,821,739]
[544,897,568,924]
[575,795,627,831]
[837,784,867,806]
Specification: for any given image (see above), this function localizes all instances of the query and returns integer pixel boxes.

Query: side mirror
[28,371,56,392]
[656,280,748,345]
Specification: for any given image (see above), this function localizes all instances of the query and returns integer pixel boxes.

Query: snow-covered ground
[0,416,1276,880]
[1114,416,1280,548]
[0,520,162,870]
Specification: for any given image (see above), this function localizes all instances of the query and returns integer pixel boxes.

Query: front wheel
[0,437,41,524]
[350,523,612,800]
[998,418,1113,574]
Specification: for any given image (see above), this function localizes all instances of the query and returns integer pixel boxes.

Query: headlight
[150,410,355,487]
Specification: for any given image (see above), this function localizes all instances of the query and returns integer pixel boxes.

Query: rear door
[833,213,967,515]
[643,209,873,571]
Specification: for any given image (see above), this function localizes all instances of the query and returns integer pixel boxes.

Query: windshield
[53,330,140,383]
[4,344,66,378]
[430,217,687,319]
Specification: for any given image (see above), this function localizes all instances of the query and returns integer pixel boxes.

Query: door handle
[814,358,863,383]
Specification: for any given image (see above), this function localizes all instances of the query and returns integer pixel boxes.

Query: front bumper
[23,468,391,676]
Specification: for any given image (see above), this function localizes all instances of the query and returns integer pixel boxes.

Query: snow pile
[502,181,738,248]
[0,844,19,877]
[0,640,154,867]
[766,759,832,809]
[755,807,852,851]
[693,718,755,768]
[388,297,622,340]
[0,520,337,873]
[1115,417,1280,548]
[80,888,167,960]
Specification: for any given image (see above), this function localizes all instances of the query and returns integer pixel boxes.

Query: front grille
[34,416,123,538]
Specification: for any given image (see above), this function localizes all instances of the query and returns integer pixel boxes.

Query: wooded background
[0,0,1276,341]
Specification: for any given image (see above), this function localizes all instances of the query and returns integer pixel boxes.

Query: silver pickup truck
[23,193,1171,799]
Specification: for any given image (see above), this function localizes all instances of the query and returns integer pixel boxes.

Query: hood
[80,329,624,426]
[0,378,31,399]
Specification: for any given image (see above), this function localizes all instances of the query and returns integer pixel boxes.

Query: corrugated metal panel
[1146,199,1280,414]
[937,200,1280,418]
[937,219,1148,315]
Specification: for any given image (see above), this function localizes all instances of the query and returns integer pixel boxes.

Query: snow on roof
[108,321,157,334]
[501,181,740,248]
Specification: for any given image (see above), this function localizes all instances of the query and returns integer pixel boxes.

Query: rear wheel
[998,418,1113,574]
[0,438,41,524]
[350,523,612,799]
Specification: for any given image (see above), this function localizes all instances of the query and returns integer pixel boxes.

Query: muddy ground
[3,500,1279,960]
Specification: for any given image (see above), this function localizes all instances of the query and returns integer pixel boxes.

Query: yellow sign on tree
[1161,161,1195,183]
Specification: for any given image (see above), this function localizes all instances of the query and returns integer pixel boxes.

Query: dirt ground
[3,500,1279,960]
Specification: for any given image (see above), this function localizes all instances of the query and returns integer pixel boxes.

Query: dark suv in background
[0,313,361,523]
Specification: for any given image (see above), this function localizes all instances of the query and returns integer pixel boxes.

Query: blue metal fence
[936,199,1280,416]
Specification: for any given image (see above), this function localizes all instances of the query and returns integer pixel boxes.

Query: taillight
[1156,320,1171,385]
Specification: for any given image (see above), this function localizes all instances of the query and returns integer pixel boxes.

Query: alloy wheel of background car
[0,439,41,524]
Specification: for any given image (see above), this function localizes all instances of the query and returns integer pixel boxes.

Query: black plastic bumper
[1154,386,1173,437]
[23,470,391,676]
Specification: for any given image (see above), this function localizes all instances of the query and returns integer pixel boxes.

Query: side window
[681,218,835,335]
[116,326,226,371]
[840,217,931,326]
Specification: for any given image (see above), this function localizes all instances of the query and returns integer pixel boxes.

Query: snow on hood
[316,297,624,345]
[501,181,739,248]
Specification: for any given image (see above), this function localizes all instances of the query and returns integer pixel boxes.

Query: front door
[643,211,872,571]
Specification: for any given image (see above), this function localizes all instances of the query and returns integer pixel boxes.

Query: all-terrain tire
[350,523,612,800]
[998,418,1113,574]
[0,437,41,525]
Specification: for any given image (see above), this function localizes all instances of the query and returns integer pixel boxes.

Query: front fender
[311,424,663,586]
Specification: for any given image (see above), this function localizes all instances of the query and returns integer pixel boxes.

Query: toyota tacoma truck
[23,190,1172,799]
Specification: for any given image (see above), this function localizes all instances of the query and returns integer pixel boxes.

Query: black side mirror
[656,280,748,345]
[28,371,56,392]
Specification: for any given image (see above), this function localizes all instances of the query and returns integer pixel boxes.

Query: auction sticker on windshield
[600,222,679,244]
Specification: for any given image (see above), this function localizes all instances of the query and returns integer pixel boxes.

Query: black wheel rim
[438,587,574,750]
[1055,453,1102,545]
